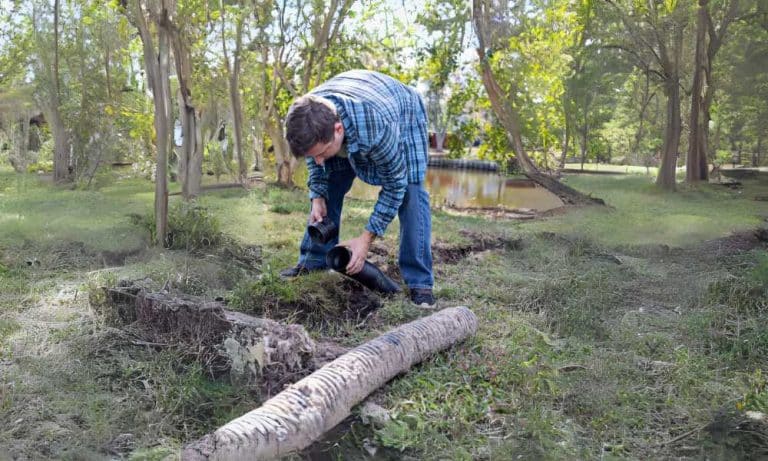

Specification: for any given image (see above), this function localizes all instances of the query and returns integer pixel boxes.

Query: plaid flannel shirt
[305,70,429,236]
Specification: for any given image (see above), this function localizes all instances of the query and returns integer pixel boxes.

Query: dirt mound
[432,230,522,264]
[694,229,768,256]
[242,276,384,333]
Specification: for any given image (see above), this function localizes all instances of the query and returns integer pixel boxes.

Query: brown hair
[284,95,338,157]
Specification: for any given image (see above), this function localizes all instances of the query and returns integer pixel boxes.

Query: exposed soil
[250,277,384,331]
[432,230,523,264]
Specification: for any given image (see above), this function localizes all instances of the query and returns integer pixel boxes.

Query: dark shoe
[279,265,316,279]
[410,288,436,309]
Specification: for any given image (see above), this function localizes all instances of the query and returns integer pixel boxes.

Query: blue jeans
[297,162,434,290]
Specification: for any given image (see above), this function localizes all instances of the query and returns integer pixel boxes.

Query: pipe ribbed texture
[183,306,478,460]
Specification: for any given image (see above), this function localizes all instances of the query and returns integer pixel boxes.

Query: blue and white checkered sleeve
[365,122,407,236]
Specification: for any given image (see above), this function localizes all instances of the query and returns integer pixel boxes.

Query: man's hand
[340,230,376,274]
[309,197,327,224]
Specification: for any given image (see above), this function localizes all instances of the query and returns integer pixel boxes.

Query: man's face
[306,122,344,167]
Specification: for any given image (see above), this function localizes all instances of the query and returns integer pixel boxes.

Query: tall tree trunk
[631,74,653,166]
[656,77,682,190]
[687,0,739,182]
[267,119,295,187]
[579,120,588,170]
[559,119,570,169]
[221,8,247,182]
[687,0,710,182]
[172,31,202,200]
[435,132,446,152]
[155,31,171,245]
[129,0,173,246]
[176,89,202,199]
[51,0,71,183]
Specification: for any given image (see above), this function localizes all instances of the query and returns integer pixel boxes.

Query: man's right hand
[310,197,327,224]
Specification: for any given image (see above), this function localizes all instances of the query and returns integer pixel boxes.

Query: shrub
[130,201,223,251]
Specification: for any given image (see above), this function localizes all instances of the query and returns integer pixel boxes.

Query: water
[348,167,564,211]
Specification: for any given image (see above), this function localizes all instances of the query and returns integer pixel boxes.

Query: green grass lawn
[1,166,767,460]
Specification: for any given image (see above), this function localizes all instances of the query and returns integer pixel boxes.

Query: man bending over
[280,70,435,308]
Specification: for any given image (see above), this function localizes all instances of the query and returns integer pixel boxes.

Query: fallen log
[96,283,316,387]
[183,306,478,460]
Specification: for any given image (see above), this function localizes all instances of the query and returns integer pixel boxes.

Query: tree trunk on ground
[183,306,478,461]
[252,129,264,171]
[99,284,317,389]
[19,112,29,167]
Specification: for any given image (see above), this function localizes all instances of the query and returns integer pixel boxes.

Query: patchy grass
[1,165,768,459]
[531,174,768,247]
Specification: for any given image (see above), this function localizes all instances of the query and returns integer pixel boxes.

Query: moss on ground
[1,167,768,459]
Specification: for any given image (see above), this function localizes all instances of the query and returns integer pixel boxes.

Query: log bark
[99,284,315,388]
[182,306,478,460]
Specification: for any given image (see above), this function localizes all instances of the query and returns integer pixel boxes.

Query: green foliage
[131,201,223,251]
[266,189,307,215]
[477,124,516,171]
[714,149,733,166]
[167,201,222,251]
[25,160,53,174]
[738,369,768,413]
[229,266,299,310]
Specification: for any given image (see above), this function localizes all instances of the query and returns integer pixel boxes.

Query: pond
[348,167,564,212]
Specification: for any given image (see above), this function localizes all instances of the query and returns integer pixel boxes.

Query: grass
[531,174,768,247]
[1,165,768,459]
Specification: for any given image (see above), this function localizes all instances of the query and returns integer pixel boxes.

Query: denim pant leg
[297,164,356,269]
[398,182,434,289]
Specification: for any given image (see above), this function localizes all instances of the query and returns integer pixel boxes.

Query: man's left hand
[340,231,376,274]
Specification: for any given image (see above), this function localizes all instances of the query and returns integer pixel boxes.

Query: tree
[220,0,248,181]
[28,0,73,183]
[417,0,470,153]
[253,0,355,186]
[168,0,207,200]
[471,0,604,205]
[686,0,740,182]
[716,2,768,166]
[603,0,691,190]
[124,0,174,246]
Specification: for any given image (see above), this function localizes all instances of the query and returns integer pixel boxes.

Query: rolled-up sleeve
[365,123,407,236]
[306,157,329,200]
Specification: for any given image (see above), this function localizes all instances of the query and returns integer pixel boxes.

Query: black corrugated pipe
[326,246,401,294]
